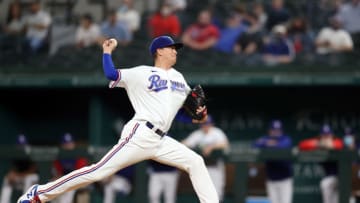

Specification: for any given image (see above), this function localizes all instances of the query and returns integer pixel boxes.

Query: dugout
[1,84,360,145]
[1,76,360,203]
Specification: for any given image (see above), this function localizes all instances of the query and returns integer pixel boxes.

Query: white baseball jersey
[109,66,191,132]
[28,65,219,203]
[183,126,228,200]
[25,10,52,40]
[183,127,228,150]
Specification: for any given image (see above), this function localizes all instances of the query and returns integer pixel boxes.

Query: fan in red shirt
[181,9,220,50]
[148,3,181,38]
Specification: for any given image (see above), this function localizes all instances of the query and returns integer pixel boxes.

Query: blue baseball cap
[269,120,282,130]
[149,36,183,55]
[320,124,333,135]
[17,134,28,146]
[61,133,74,144]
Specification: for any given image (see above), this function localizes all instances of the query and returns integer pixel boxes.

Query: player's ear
[156,48,165,56]
[156,49,161,56]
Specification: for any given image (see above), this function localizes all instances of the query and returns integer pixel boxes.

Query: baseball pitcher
[17,35,219,203]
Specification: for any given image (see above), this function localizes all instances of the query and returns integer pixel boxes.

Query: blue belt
[145,121,166,137]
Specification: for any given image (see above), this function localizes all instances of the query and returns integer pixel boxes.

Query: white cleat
[17,184,41,203]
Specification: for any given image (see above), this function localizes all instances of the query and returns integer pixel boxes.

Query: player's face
[269,129,282,137]
[62,142,75,150]
[161,46,177,65]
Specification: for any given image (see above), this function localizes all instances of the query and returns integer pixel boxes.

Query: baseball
[109,38,118,47]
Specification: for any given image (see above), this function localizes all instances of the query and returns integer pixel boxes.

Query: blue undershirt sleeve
[175,108,192,123]
[253,137,266,148]
[102,53,119,81]
[276,137,292,148]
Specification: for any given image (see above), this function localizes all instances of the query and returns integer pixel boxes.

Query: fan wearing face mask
[148,2,181,38]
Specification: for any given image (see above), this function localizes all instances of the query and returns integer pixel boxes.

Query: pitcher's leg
[36,123,150,202]
[153,136,219,203]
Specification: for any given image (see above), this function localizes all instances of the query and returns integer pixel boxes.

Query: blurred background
[0,0,360,203]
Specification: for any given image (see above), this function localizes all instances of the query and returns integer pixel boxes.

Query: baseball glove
[183,85,207,120]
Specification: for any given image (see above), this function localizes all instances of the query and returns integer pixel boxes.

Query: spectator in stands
[147,161,179,203]
[0,1,25,55]
[315,16,353,55]
[117,0,140,33]
[148,2,181,38]
[303,0,342,29]
[23,0,52,53]
[287,17,314,55]
[102,166,134,203]
[0,134,39,203]
[182,116,229,202]
[253,2,268,32]
[253,120,293,203]
[52,133,89,203]
[167,0,188,29]
[101,10,132,47]
[265,0,290,31]
[75,13,101,49]
[167,0,187,12]
[181,9,220,51]
[234,12,264,56]
[298,124,343,203]
[336,0,360,50]
[262,24,295,66]
[214,13,247,54]
[2,1,24,36]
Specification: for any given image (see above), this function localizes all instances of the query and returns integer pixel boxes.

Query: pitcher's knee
[85,168,109,182]
[92,173,108,182]
[181,152,206,173]
[190,153,205,168]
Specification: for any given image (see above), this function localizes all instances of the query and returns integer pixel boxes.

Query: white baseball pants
[266,178,293,203]
[207,163,225,201]
[36,120,219,203]
[103,175,132,203]
[148,171,179,203]
[320,176,338,203]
